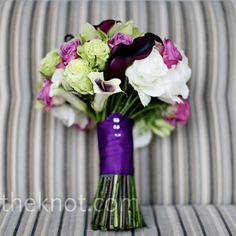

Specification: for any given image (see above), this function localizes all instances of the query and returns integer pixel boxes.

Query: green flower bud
[108,21,143,38]
[149,119,175,138]
[80,23,101,42]
[39,49,61,77]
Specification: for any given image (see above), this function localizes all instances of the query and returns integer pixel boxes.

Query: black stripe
[13,206,25,236]
[152,206,162,236]
[215,206,233,236]
[31,208,41,235]
[83,207,89,236]
[175,206,187,236]
[192,206,207,236]
[57,206,65,236]
[131,228,135,236]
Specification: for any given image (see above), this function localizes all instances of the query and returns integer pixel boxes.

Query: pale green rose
[64,58,90,80]
[108,21,143,38]
[77,39,110,70]
[69,75,93,95]
[39,49,61,77]
[63,59,93,95]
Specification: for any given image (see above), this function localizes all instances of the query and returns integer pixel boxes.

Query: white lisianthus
[125,48,191,106]
[51,105,89,129]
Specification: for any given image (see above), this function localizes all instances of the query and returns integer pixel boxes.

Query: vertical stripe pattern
[0,0,236,210]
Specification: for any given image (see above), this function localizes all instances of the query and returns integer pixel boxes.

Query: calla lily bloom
[94,19,119,33]
[104,33,162,79]
[88,72,122,112]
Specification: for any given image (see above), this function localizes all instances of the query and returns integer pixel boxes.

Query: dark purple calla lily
[94,19,119,33]
[104,33,163,79]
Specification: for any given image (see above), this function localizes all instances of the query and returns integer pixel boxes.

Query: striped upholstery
[0,0,236,205]
[0,1,236,235]
[0,204,235,235]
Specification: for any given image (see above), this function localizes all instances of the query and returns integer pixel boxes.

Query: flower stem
[91,174,145,230]
[131,104,162,120]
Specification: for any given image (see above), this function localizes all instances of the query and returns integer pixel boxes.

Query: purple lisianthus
[164,99,190,125]
[60,39,80,66]
[108,33,133,48]
[37,80,53,111]
[162,39,182,69]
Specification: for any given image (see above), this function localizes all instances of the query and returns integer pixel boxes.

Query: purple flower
[60,39,80,66]
[37,80,53,111]
[108,32,133,48]
[105,33,163,79]
[94,19,119,33]
[165,99,190,125]
[162,39,182,69]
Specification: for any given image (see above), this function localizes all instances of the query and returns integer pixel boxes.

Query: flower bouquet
[36,19,191,231]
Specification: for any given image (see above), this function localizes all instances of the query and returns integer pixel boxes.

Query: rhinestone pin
[113,118,120,123]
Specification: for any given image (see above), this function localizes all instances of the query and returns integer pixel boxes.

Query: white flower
[125,48,191,106]
[48,69,65,106]
[50,69,64,93]
[88,72,122,112]
[133,125,153,149]
[51,105,89,129]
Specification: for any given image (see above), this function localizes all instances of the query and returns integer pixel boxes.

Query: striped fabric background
[0,0,236,208]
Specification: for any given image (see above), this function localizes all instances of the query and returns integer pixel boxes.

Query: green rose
[39,49,61,77]
[108,21,143,38]
[64,59,93,94]
[69,75,93,95]
[64,58,90,79]
[77,39,110,70]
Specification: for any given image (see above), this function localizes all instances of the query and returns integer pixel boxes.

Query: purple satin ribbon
[97,113,134,175]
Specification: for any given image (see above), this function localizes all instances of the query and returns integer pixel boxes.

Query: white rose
[51,105,89,129]
[125,48,191,106]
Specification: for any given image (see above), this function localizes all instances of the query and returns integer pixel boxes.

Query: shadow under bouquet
[36,19,191,231]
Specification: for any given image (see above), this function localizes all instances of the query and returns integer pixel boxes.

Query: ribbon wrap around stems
[97,113,134,175]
